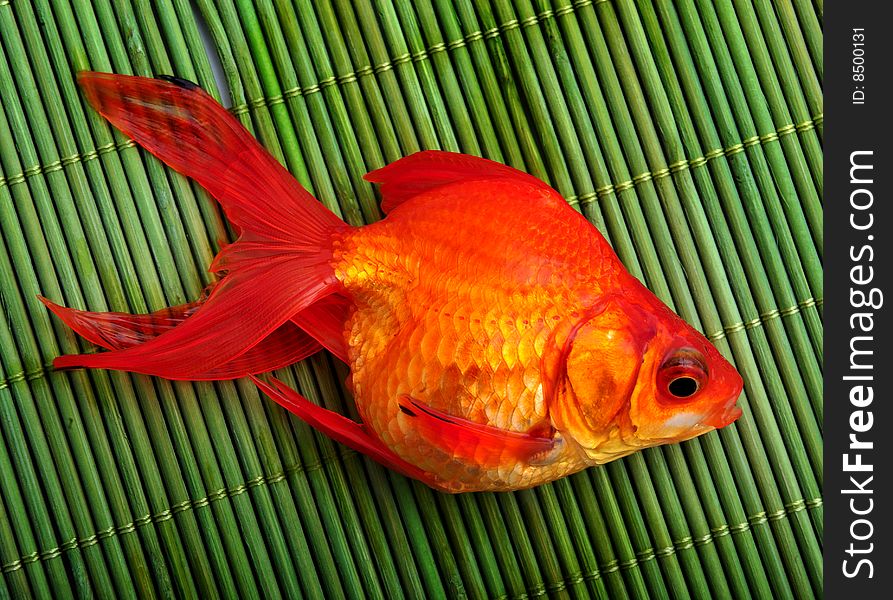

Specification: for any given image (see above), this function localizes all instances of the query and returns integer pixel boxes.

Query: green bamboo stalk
[26,4,249,589]
[536,4,752,596]
[660,445,753,598]
[388,1,465,153]
[679,440,773,598]
[790,0,822,82]
[266,365,362,597]
[88,0,276,592]
[485,0,594,201]
[763,0,822,135]
[331,0,423,154]
[0,261,56,600]
[0,42,139,600]
[529,486,594,597]
[420,0,506,161]
[488,2,740,596]
[645,0,821,454]
[316,0,406,164]
[746,0,823,144]
[369,0,444,152]
[631,451,723,598]
[585,468,659,599]
[580,0,824,592]
[2,5,172,597]
[697,2,825,341]
[566,473,631,599]
[119,2,334,596]
[0,472,27,598]
[437,494,499,600]
[550,478,612,598]
[55,0,280,592]
[327,360,430,599]
[544,4,752,596]
[447,0,548,173]
[207,0,402,582]
[494,493,551,597]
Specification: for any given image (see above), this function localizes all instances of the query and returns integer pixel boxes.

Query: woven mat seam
[707,296,823,342]
[226,0,597,117]
[0,140,136,190]
[569,114,823,209]
[0,468,823,575]
[0,459,309,574]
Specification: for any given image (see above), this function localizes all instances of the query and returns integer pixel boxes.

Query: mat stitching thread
[225,0,596,114]
[0,486,823,574]
[601,496,822,575]
[0,463,306,573]
[569,114,822,208]
[0,140,136,190]
[706,297,823,342]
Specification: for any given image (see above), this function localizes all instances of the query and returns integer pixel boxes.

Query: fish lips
[701,404,743,429]
[700,374,744,429]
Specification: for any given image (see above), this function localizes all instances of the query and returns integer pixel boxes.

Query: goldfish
[43,73,743,493]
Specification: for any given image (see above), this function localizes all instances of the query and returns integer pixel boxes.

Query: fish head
[553,290,743,461]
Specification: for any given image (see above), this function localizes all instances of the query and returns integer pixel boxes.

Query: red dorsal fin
[399,397,557,468]
[363,150,553,213]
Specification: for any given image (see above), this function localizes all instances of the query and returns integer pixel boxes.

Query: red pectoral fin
[363,150,554,213]
[251,376,432,484]
[400,397,557,468]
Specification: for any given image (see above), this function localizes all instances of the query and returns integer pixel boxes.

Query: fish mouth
[701,404,743,429]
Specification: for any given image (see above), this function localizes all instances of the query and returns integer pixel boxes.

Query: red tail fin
[48,73,350,379]
[40,295,321,380]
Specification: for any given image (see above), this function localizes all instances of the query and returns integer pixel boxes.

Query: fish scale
[334,180,613,490]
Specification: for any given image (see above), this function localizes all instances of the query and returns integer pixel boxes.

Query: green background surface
[0,0,821,597]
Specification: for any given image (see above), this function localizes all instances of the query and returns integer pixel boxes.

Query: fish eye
[658,348,707,401]
[668,376,699,398]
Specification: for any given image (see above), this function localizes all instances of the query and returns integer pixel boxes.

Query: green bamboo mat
[0,0,822,598]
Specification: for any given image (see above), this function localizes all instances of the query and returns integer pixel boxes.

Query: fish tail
[48,73,350,379]
[41,293,322,380]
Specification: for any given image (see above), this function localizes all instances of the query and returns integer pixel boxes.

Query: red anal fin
[400,397,556,468]
[363,150,553,213]
[251,376,433,484]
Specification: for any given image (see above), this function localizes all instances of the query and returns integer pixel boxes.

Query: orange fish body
[46,73,743,493]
